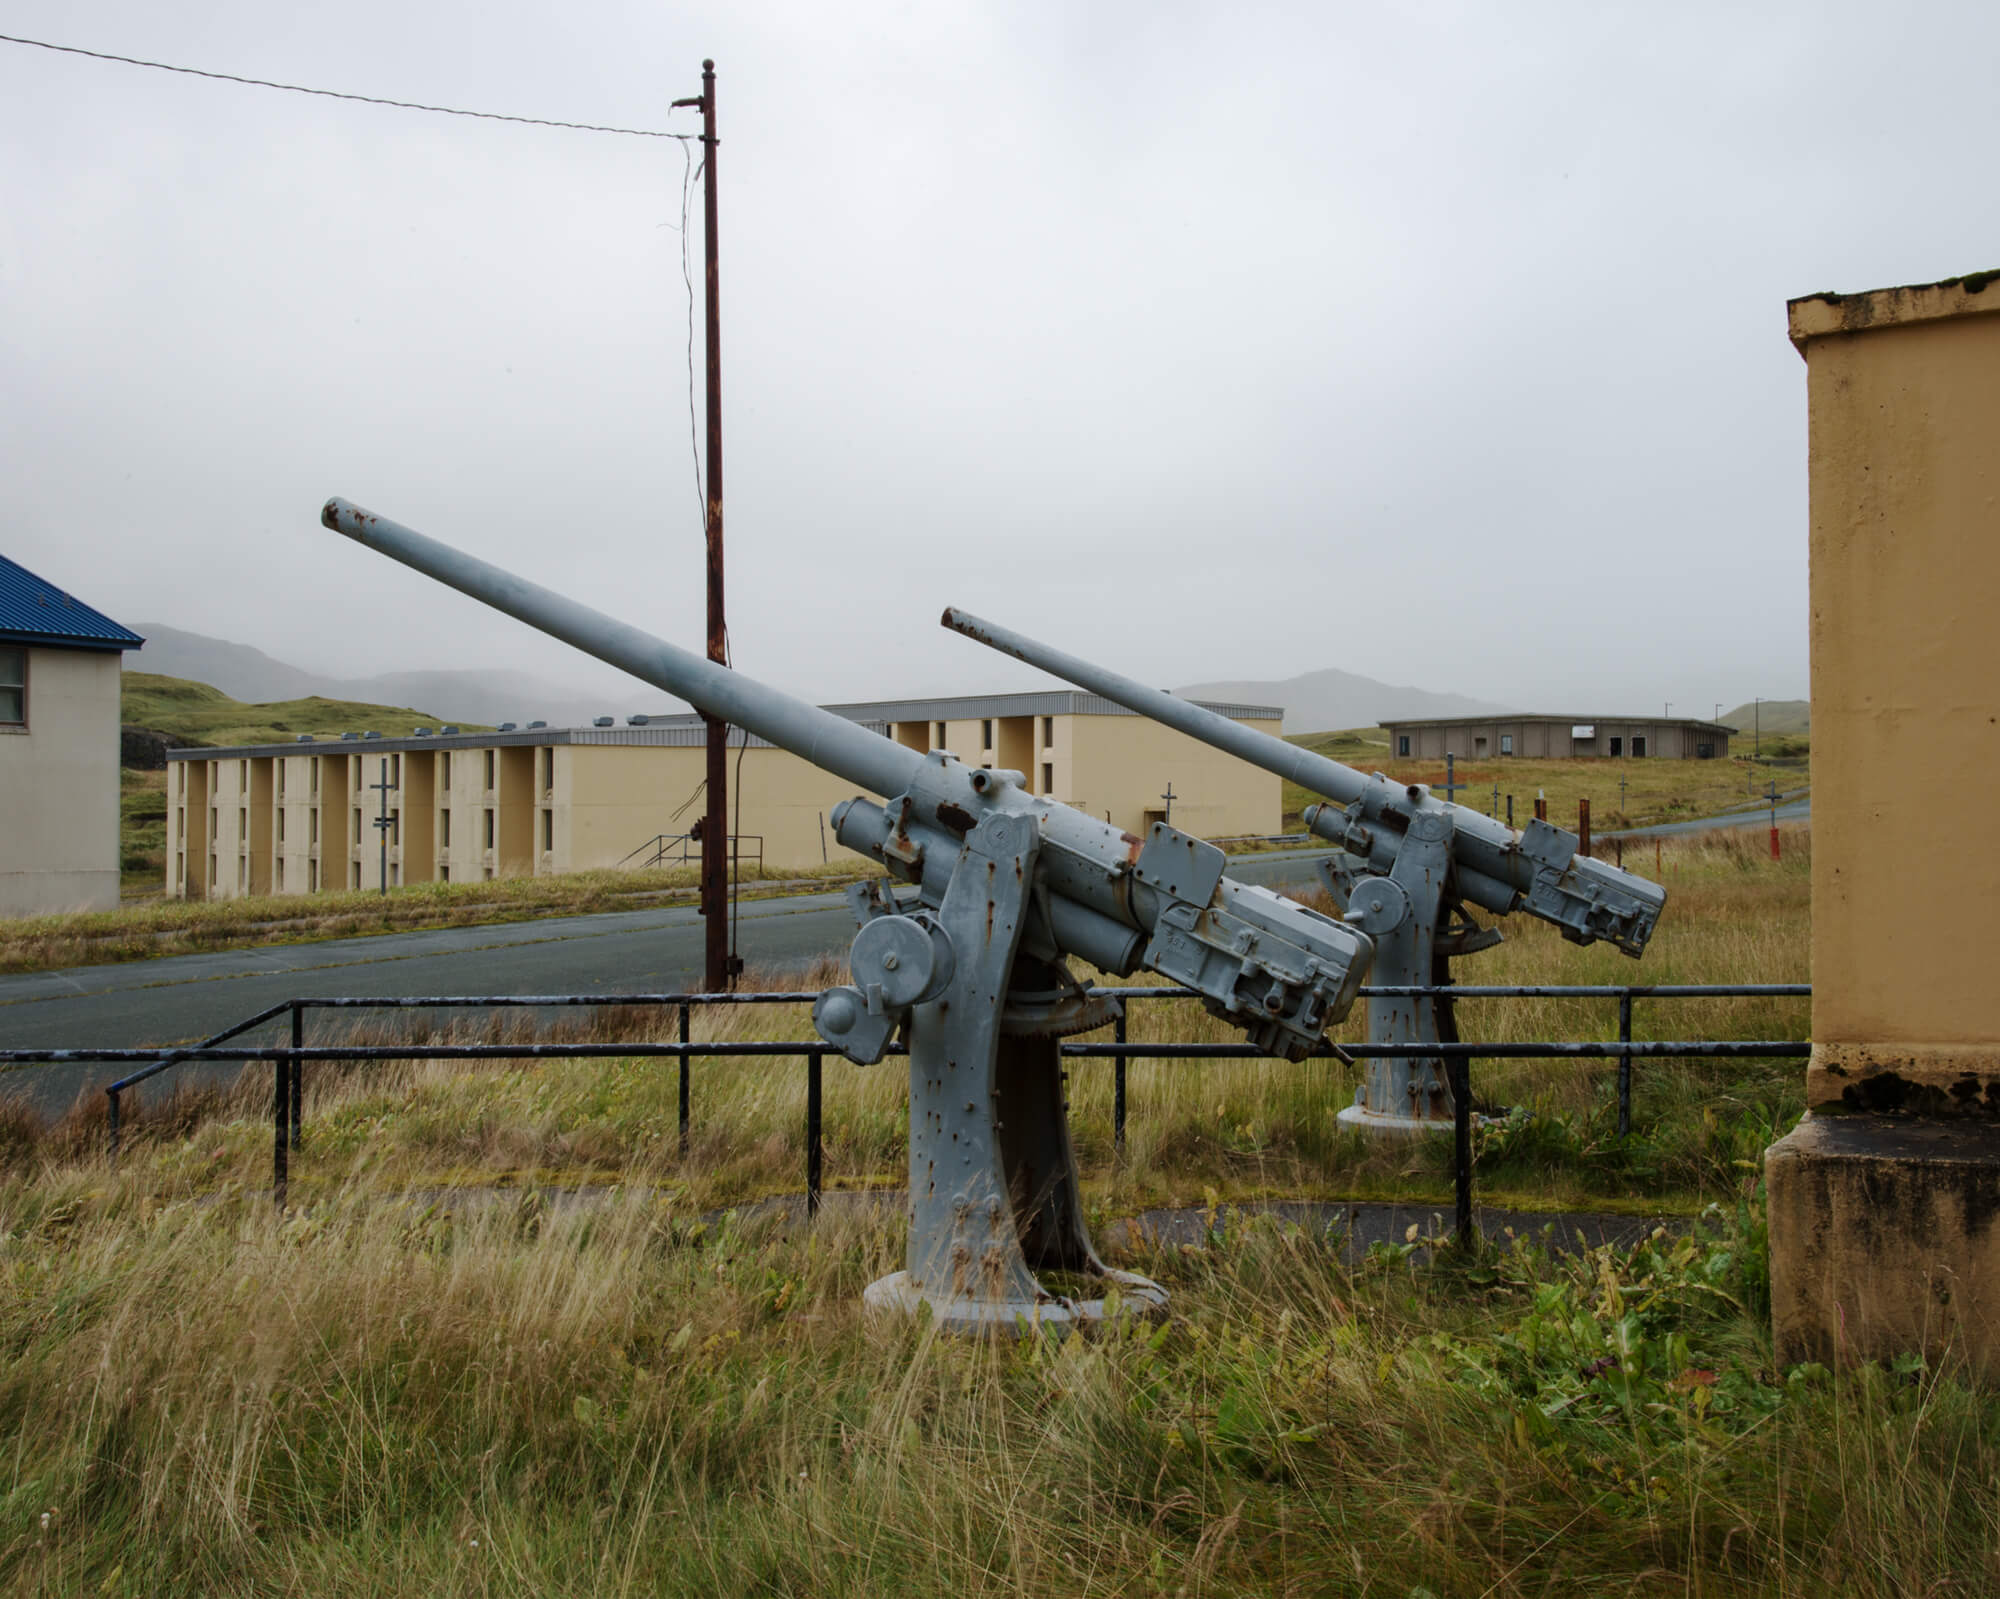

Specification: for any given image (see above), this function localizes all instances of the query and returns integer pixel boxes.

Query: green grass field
[2,823,1993,1594]
[1279,728,1807,835]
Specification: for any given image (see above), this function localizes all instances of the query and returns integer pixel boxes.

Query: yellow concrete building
[163,691,1283,900]
[0,554,145,915]
[1766,270,2000,1378]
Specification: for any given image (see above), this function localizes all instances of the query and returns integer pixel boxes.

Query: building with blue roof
[0,554,144,914]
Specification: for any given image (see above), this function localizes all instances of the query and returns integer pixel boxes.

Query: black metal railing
[1,983,1811,1243]
[615,832,764,874]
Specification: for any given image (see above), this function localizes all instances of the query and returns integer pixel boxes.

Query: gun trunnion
[939,606,1667,1133]
[322,499,1373,1330]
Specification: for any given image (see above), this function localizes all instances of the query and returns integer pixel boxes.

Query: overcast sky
[3,2,1994,716]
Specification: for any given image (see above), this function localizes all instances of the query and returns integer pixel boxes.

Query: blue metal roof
[0,554,144,652]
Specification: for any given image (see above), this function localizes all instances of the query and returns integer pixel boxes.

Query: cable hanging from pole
[0,31,697,139]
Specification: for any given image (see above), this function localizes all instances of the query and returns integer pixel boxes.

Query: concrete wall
[0,646,123,914]
[1388,720,1730,761]
[1767,273,2000,1379]
[1790,278,2000,1107]
[1066,715,1283,838]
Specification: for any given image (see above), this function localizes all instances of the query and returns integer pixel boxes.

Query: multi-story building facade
[163,691,1283,900]
[0,554,144,914]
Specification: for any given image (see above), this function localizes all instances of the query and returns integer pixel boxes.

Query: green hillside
[122,672,491,750]
[1720,699,1809,737]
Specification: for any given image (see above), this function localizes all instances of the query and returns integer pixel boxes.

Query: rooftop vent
[341,732,359,741]
[498,722,517,732]
[363,731,381,740]
[526,720,547,730]
[294,734,314,743]
[627,714,651,726]
[593,716,614,727]
[440,725,460,735]
[413,727,433,737]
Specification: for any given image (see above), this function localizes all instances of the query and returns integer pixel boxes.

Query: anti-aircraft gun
[321,500,1373,1330]
[939,608,1668,1133]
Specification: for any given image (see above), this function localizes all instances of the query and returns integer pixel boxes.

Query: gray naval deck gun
[321,499,1373,1331]
[939,608,1668,1134]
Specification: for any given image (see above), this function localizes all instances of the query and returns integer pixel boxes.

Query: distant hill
[1719,699,1808,736]
[1175,666,1513,735]
[122,672,491,751]
[127,622,688,729]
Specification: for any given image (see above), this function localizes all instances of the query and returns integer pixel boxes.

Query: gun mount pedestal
[820,806,1166,1331]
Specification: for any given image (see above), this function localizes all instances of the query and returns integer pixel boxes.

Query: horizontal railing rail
[0,983,1811,1241]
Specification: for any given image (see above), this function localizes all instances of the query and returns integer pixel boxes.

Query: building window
[277,810,286,844]
[1042,716,1054,748]
[542,809,553,852]
[934,720,947,747]
[484,750,496,790]
[308,860,318,892]
[1500,734,1513,756]
[309,810,319,844]
[540,747,554,794]
[1609,736,1623,757]
[277,763,286,800]
[1042,762,1054,794]
[391,811,401,847]
[1633,737,1647,758]
[390,753,402,788]
[0,646,24,725]
[352,862,361,889]
[310,756,320,794]
[354,808,363,845]
[210,806,219,838]
[484,809,496,849]
[981,719,994,748]
[439,810,451,847]
[1397,735,1411,757]
[440,863,450,883]
[239,759,248,791]
[238,807,247,837]
[354,761,362,793]
[275,859,285,891]
[440,752,452,788]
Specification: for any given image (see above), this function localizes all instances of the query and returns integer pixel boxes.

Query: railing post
[806,1048,823,1220]
[678,1002,691,1158]
[1617,990,1634,1138]
[1113,1010,1128,1155]
[1450,1051,1473,1251]
[272,1055,289,1208]
[289,1002,303,1150]
[105,1088,120,1165]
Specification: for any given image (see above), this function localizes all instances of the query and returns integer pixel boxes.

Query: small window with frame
[0,647,23,726]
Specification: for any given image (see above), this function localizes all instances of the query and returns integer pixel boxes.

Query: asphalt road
[0,850,1334,1118]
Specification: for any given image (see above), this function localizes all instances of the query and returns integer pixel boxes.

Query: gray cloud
[3,0,1992,718]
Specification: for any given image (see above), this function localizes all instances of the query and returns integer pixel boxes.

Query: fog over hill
[128,623,690,730]
[1174,667,1514,736]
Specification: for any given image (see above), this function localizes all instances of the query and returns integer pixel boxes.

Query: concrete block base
[1766,1114,2000,1379]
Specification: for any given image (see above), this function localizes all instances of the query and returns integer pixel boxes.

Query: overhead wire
[0,31,695,139]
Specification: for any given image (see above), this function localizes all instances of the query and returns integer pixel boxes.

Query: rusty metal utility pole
[676,59,733,992]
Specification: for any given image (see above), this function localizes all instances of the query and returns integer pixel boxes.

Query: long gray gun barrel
[941,606,1665,956]
[325,498,920,800]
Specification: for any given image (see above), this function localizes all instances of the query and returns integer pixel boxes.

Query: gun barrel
[323,498,921,800]
[940,607,1370,809]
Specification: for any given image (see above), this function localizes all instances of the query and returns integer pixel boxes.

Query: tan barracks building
[164,690,1283,900]
[1380,714,1735,762]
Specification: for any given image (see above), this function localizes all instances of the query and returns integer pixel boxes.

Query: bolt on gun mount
[940,607,1667,1134]
[322,500,1372,1331]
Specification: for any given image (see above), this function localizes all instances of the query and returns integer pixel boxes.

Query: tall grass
[0,1166,1991,1595]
